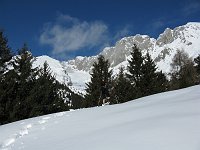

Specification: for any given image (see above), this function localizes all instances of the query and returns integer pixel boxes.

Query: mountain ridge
[34,22,200,94]
[66,22,200,71]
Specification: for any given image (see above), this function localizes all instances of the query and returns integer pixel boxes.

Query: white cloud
[39,14,108,54]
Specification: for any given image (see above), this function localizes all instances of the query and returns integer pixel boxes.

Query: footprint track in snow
[0,112,69,149]
[0,124,32,149]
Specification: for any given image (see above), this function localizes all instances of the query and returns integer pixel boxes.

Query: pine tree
[155,71,169,92]
[140,52,168,95]
[85,55,112,107]
[0,69,18,124]
[0,30,12,70]
[127,46,168,99]
[28,61,69,117]
[0,31,12,124]
[127,44,144,98]
[194,54,200,74]
[194,54,200,83]
[9,44,37,121]
[140,52,158,96]
[112,66,133,104]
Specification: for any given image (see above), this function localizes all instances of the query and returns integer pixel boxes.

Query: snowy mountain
[33,22,200,94]
[67,22,200,73]
[33,55,72,85]
[33,55,90,95]
[1,85,200,150]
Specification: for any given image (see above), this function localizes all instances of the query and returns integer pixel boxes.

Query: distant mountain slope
[33,55,71,85]
[33,22,200,93]
[33,55,90,95]
[1,85,200,150]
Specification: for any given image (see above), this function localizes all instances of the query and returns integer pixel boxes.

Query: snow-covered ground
[67,70,90,95]
[1,85,200,150]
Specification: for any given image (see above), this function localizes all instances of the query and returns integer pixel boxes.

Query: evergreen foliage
[0,31,13,124]
[0,31,12,67]
[28,61,69,117]
[1,30,198,125]
[127,44,144,98]
[155,71,169,92]
[140,52,158,96]
[0,40,82,125]
[194,54,200,73]
[141,52,168,96]
[6,44,38,121]
[112,66,133,104]
[194,54,200,83]
[85,55,112,107]
[127,46,168,99]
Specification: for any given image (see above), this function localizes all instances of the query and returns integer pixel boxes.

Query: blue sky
[0,0,200,60]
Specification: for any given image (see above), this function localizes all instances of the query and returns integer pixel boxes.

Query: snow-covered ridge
[66,22,200,72]
[33,22,200,93]
[1,85,200,150]
[33,55,90,95]
[33,55,71,85]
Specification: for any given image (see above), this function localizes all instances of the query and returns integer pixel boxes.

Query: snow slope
[1,85,200,150]
[33,55,90,95]
[32,55,71,85]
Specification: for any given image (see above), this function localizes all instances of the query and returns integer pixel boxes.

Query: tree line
[1,30,200,125]
[0,31,83,125]
[84,44,200,107]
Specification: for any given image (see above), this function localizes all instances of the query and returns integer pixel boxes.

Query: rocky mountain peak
[34,22,200,94]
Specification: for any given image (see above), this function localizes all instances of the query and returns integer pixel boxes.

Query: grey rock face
[67,34,156,71]
[156,28,174,46]
[65,22,200,73]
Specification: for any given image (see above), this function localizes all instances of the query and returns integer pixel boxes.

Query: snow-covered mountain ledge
[0,85,200,150]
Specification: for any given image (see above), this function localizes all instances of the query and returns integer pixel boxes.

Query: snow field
[0,85,200,150]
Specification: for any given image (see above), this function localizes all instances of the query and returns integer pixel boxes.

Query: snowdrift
[0,85,200,150]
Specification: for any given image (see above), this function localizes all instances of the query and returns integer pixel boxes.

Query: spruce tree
[140,52,158,96]
[194,54,200,74]
[112,66,133,104]
[127,44,144,98]
[194,54,200,83]
[28,61,69,117]
[0,31,12,70]
[155,71,169,92]
[127,46,168,99]
[0,69,18,124]
[141,52,168,96]
[0,31,12,124]
[9,44,37,121]
[85,55,112,107]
